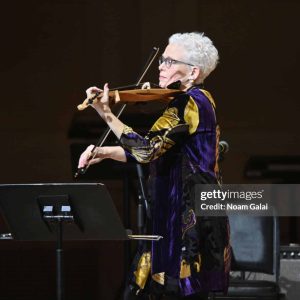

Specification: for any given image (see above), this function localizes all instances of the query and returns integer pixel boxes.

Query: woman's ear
[190,66,202,82]
[191,66,200,79]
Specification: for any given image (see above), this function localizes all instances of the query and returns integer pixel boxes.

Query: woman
[78,32,231,299]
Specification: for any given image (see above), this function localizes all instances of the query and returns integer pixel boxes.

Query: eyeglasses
[159,55,194,68]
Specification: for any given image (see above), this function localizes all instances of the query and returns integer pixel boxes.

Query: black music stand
[0,183,128,300]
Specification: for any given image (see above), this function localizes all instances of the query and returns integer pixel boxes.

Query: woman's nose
[158,62,165,71]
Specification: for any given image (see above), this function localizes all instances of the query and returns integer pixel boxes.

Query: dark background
[0,0,299,299]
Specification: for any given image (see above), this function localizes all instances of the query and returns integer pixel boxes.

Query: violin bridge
[114,90,120,103]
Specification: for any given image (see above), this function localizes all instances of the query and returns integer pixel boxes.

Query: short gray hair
[169,32,219,83]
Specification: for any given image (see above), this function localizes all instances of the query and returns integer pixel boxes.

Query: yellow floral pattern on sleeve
[184,97,199,135]
[150,107,180,132]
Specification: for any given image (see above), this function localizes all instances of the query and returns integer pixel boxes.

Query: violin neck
[110,82,160,91]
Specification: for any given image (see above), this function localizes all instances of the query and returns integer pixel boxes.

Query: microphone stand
[136,164,151,246]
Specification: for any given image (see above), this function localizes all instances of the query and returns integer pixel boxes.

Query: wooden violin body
[77,87,183,111]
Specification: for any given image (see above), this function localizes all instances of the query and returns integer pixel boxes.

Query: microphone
[219,140,229,154]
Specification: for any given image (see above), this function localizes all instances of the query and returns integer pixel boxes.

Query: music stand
[0,183,128,300]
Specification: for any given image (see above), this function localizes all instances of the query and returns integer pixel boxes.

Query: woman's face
[158,44,192,90]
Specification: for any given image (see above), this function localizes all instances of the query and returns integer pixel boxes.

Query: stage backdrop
[0,0,299,299]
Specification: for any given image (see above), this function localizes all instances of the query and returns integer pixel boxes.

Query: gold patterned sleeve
[119,99,192,163]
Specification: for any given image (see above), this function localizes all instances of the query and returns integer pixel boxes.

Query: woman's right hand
[78,145,109,169]
[78,145,127,170]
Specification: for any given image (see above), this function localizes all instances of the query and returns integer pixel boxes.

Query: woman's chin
[159,81,168,89]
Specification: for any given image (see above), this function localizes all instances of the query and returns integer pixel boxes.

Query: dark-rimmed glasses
[159,55,194,68]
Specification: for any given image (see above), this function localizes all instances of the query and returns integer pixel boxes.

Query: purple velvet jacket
[120,87,231,296]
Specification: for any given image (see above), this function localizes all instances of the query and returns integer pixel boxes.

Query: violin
[77,83,183,111]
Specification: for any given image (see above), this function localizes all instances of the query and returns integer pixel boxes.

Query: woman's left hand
[86,83,125,139]
[86,83,111,118]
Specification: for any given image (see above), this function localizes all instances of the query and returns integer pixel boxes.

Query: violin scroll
[77,92,100,111]
[77,90,121,111]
